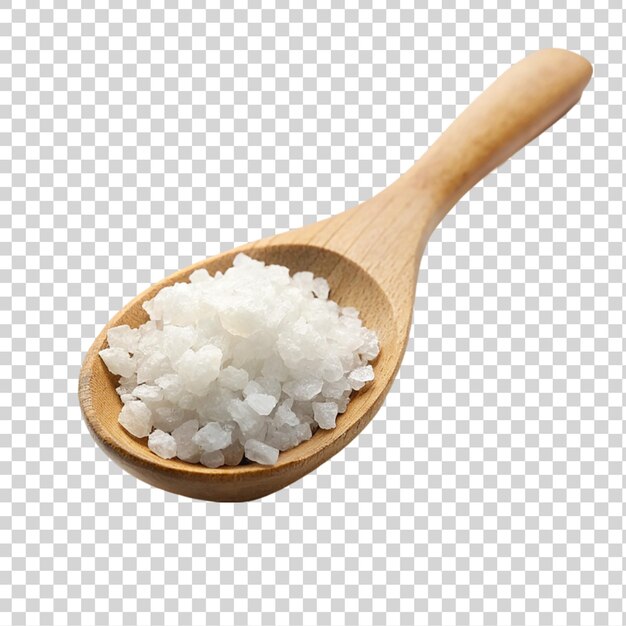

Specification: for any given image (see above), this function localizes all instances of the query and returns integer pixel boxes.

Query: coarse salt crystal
[99,347,136,378]
[174,344,222,395]
[192,422,232,453]
[118,400,152,438]
[282,377,323,401]
[244,439,279,465]
[218,366,249,391]
[148,429,177,459]
[107,325,139,353]
[172,419,201,462]
[347,365,375,391]
[221,440,245,466]
[199,449,225,468]
[245,393,277,416]
[313,402,339,430]
[131,384,163,403]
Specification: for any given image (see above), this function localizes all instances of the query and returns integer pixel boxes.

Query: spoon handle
[397,49,592,234]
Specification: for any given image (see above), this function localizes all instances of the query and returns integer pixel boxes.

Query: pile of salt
[100,254,378,466]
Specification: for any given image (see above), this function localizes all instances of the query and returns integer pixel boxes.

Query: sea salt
[100,347,135,378]
[244,439,279,465]
[347,365,375,390]
[100,254,378,466]
[172,419,201,462]
[192,422,232,453]
[199,450,225,468]
[118,400,152,438]
[148,429,177,459]
[222,440,245,466]
[245,393,277,416]
[312,402,339,430]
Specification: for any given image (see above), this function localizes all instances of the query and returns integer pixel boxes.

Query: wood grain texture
[79,49,592,501]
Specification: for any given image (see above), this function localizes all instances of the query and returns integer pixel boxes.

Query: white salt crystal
[154,373,184,403]
[107,325,139,353]
[137,326,164,355]
[192,422,232,453]
[162,325,196,363]
[233,252,263,268]
[264,429,288,451]
[274,401,300,427]
[174,344,222,395]
[292,271,314,293]
[136,351,169,384]
[283,377,323,401]
[119,400,152,438]
[340,352,361,371]
[341,315,363,331]
[347,365,375,390]
[199,449,225,468]
[131,384,163,403]
[172,419,198,441]
[172,419,201,462]
[313,402,339,429]
[242,380,265,398]
[257,377,282,400]
[321,378,351,400]
[320,356,344,383]
[148,429,177,459]
[99,347,135,378]
[194,311,220,340]
[196,386,235,422]
[222,440,245,466]
[189,268,211,283]
[177,391,198,411]
[358,328,380,360]
[218,366,249,391]
[332,327,363,353]
[261,356,290,382]
[152,407,188,432]
[202,333,232,361]
[312,277,330,300]
[245,393,277,416]
[100,253,379,467]
[219,306,260,338]
[294,422,312,442]
[226,397,253,422]
[266,423,312,451]
[342,307,359,318]
[275,336,304,368]
[336,395,350,414]
[244,439,279,465]
[266,264,291,286]
[292,400,314,422]
[138,320,159,337]
[227,399,267,440]
[117,375,137,392]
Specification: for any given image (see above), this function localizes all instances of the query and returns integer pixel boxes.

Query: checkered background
[2,1,625,625]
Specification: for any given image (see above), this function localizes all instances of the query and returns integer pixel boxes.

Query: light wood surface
[79,49,592,501]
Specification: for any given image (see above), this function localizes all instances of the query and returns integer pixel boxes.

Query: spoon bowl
[80,49,592,501]
[80,244,402,501]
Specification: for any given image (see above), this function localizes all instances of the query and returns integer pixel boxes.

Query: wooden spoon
[79,49,592,502]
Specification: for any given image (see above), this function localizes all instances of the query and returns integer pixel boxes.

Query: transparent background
[2,2,625,625]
